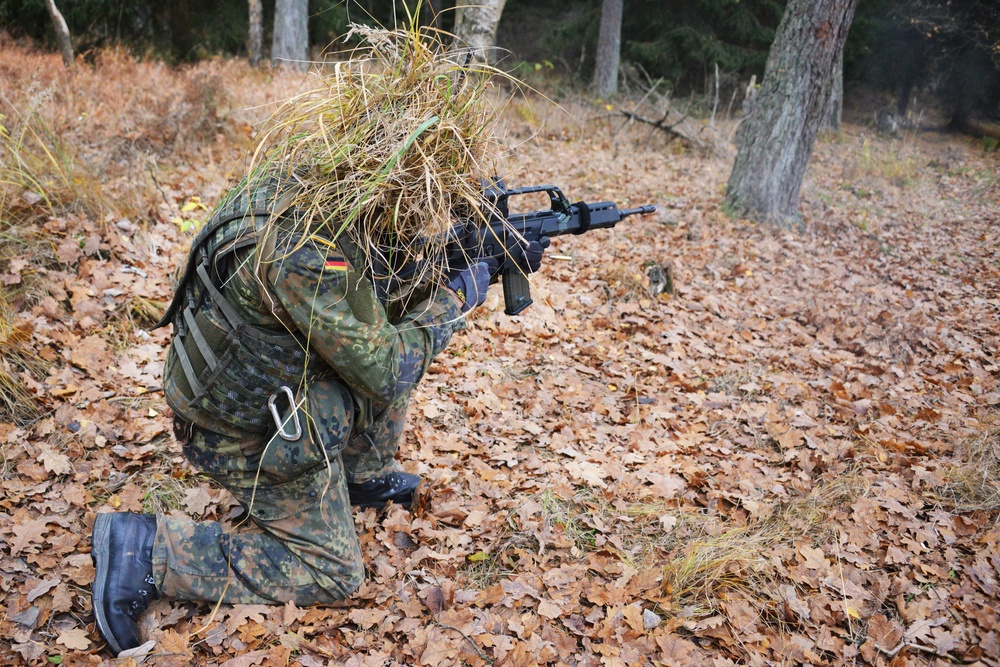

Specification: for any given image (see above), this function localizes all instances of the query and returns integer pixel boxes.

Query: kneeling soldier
[89,34,549,653]
[90,174,546,654]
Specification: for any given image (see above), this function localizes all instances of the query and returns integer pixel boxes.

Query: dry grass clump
[930,416,1000,513]
[0,299,44,424]
[660,469,871,617]
[661,521,790,616]
[0,88,108,225]
[245,23,509,304]
[843,137,921,189]
[0,38,266,421]
[0,39,273,220]
[0,89,93,422]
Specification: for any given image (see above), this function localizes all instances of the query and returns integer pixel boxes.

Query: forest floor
[1,43,999,667]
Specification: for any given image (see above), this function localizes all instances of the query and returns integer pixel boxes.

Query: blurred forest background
[2,1,999,666]
[3,0,999,130]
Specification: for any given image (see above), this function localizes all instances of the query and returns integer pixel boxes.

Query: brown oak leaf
[38,447,72,475]
[10,519,49,555]
[56,627,92,650]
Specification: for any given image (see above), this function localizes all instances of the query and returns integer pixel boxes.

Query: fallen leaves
[9,518,51,555]
[1,43,999,667]
[37,447,71,475]
[68,334,112,376]
[55,627,91,651]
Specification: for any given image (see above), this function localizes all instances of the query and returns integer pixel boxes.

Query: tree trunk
[822,49,843,131]
[592,0,624,98]
[44,0,73,68]
[168,0,195,61]
[453,0,508,63]
[724,0,858,227]
[248,0,264,67]
[272,0,308,71]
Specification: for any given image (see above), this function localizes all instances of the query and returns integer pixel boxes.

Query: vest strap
[182,306,218,371]
[172,333,205,396]
[196,263,247,332]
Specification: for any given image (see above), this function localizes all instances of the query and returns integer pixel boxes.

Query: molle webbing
[156,181,300,330]
[161,181,325,436]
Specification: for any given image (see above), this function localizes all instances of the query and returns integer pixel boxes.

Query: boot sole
[91,514,124,657]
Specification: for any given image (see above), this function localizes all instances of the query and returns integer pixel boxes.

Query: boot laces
[386,473,402,492]
[125,575,158,620]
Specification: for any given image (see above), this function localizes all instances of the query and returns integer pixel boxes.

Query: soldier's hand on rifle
[446,258,498,312]
[520,237,551,274]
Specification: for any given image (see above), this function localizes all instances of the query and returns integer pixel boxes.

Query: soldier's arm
[268,237,464,405]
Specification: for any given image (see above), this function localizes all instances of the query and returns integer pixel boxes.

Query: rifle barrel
[619,205,657,218]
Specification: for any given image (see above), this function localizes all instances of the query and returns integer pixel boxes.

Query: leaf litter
[1,38,999,667]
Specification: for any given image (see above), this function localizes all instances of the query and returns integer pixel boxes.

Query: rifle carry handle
[502,268,532,315]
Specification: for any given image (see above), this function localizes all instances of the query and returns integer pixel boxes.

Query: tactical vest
[157,180,329,438]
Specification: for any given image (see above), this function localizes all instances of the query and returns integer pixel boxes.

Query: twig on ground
[436,622,492,663]
[146,160,172,212]
[874,640,974,664]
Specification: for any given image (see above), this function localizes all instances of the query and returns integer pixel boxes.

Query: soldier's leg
[152,379,364,604]
[341,390,412,483]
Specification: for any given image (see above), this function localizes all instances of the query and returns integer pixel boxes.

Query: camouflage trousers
[150,378,410,605]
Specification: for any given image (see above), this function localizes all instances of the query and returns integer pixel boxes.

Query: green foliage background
[493,0,782,93]
[1,0,997,119]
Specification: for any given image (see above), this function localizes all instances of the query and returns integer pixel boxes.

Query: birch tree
[248,0,264,67]
[272,0,308,71]
[453,0,507,63]
[44,0,73,68]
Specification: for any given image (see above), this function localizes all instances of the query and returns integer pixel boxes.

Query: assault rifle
[376,179,656,315]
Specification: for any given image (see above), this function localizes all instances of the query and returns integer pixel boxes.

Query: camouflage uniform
[154,184,463,605]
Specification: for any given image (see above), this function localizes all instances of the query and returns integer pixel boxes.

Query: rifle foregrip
[502,269,533,315]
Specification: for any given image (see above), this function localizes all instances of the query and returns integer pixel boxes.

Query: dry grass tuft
[104,295,167,352]
[538,488,599,553]
[243,22,511,306]
[604,264,649,301]
[660,468,871,617]
[843,137,921,189]
[0,88,93,423]
[0,40,265,421]
[0,297,44,423]
[140,471,198,515]
[930,416,1000,513]
[0,86,109,227]
[661,521,789,615]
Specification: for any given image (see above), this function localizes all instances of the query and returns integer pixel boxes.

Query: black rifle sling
[572,202,591,234]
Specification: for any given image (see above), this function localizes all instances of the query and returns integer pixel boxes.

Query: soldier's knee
[343,559,365,596]
[319,560,363,602]
[319,545,365,596]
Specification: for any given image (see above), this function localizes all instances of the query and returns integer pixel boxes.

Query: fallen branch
[620,110,701,145]
[617,109,721,154]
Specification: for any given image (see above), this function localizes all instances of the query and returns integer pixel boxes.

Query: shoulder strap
[153,181,303,329]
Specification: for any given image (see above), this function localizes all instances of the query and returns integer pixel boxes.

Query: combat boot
[91,512,159,656]
[348,471,420,509]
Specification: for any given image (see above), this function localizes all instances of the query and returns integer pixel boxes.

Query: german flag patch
[324,260,348,272]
